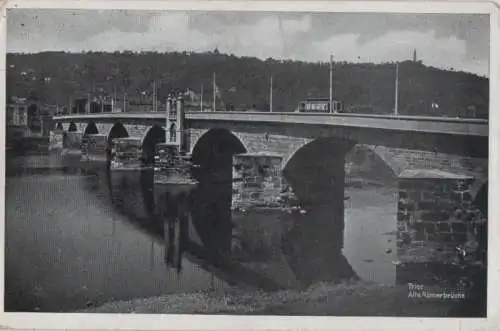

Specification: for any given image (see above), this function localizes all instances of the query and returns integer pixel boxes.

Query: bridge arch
[283,141,399,179]
[282,137,355,204]
[68,122,78,132]
[55,123,63,130]
[107,122,129,141]
[106,122,130,156]
[281,137,399,286]
[344,144,398,184]
[83,122,99,135]
[190,128,247,258]
[141,125,166,166]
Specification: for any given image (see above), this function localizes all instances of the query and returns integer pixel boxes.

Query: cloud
[186,12,489,63]
[7,9,153,42]
[310,31,473,70]
[6,10,489,77]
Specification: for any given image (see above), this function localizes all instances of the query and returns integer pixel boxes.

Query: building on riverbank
[6,97,59,153]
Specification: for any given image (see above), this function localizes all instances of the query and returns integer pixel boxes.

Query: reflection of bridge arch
[190,128,247,258]
[141,125,166,166]
[68,122,78,132]
[281,136,397,286]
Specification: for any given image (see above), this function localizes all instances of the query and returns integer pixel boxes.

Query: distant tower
[413,49,417,62]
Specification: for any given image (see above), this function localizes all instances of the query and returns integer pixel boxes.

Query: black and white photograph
[1,0,496,327]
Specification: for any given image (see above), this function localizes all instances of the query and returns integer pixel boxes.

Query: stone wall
[232,153,285,210]
[96,123,113,136]
[110,138,144,169]
[64,131,82,152]
[367,145,488,179]
[81,134,108,162]
[397,170,484,265]
[123,124,151,139]
[49,130,64,151]
[75,122,87,133]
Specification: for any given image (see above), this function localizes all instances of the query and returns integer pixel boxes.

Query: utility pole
[212,72,216,112]
[269,75,273,112]
[329,55,334,113]
[153,80,156,112]
[166,94,171,143]
[123,91,127,112]
[113,83,117,112]
[394,62,399,116]
[200,83,204,112]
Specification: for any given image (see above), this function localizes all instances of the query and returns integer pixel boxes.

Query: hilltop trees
[6,51,489,118]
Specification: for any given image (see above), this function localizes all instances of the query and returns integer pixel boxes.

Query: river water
[4,153,398,312]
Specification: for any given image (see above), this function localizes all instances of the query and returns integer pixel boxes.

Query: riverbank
[81,280,459,316]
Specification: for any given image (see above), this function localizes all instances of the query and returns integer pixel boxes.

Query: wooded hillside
[6,51,489,118]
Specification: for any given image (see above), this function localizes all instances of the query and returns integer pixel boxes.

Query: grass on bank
[82,279,455,316]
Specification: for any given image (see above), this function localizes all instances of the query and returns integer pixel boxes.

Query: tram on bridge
[296,97,344,113]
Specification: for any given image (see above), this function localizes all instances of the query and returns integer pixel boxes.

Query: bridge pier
[396,170,486,285]
[232,153,285,210]
[109,138,145,170]
[49,129,65,151]
[81,134,109,163]
[230,151,356,288]
[230,153,288,259]
[61,131,83,157]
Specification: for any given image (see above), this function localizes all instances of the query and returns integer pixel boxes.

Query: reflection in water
[5,152,409,312]
[343,185,398,285]
[4,154,229,313]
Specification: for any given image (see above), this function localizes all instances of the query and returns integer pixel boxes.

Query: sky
[6,9,490,77]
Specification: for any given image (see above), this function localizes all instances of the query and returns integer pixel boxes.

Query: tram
[296,97,344,113]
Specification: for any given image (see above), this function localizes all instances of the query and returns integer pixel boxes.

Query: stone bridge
[52,110,488,191]
[52,107,489,287]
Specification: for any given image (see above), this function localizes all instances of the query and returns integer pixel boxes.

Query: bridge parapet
[54,111,488,135]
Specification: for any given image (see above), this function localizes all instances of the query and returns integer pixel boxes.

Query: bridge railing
[187,111,489,124]
[54,111,489,125]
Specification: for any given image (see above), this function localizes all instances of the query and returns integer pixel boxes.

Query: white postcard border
[0,1,498,330]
